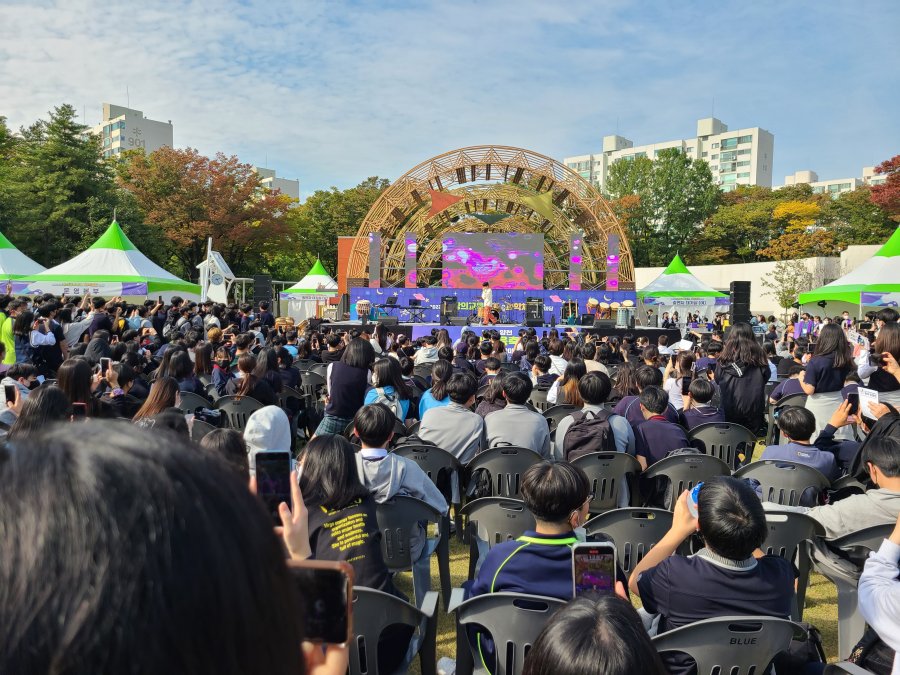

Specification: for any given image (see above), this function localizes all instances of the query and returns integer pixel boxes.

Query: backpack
[563,409,616,461]
[372,387,404,420]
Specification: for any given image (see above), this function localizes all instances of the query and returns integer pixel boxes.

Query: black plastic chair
[449,590,566,675]
[541,404,581,436]
[213,395,264,431]
[299,371,326,405]
[307,362,329,379]
[527,389,551,412]
[688,422,757,470]
[762,509,826,620]
[498,362,519,373]
[769,393,808,445]
[571,452,642,515]
[734,460,831,507]
[375,496,450,612]
[458,497,535,579]
[640,454,732,510]
[585,507,680,575]
[824,662,878,674]
[465,446,542,498]
[350,588,438,675]
[178,391,212,412]
[652,615,806,675]
[190,418,217,442]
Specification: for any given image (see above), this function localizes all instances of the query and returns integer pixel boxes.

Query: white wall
[635,245,879,315]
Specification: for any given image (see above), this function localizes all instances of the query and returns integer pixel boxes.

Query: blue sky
[1,0,897,198]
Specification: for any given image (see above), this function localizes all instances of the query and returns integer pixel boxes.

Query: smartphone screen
[72,402,88,421]
[847,392,859,416]
[681,376,692,396]
[255,451,291,523]
[100,357,111,373]
[3,384,15,404]
[288,560,353,645]
[572,543,616,597]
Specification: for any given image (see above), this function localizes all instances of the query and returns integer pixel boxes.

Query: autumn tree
[870,155,900,222]
[821,187,895,245]
[118,147,292,278]
[763,260,815,322]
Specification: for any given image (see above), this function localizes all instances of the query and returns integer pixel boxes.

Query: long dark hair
[12,310,34,338]
[718,322,768,368]
[194,342,213,377]
[874,322,900,361]
[371,357,413,399]
[57,358,94,409]
[523,595,666,675]
[558,359,586,406]
[298,435,370,511]
[134,377,179,421]
[429,359,453,400]
[813,323,853,370]
[612,362,639,398]
[235,354,260,398]
[8,386,72,440]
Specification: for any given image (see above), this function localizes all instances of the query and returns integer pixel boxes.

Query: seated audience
[522,595,666,675]
[420,373,486,464]
[7,385,72,440]
[613,365,679,429]
[199,428,249,479]
[414,335,439,365]
[475,376,506,418]
[629,477,795,675]
[769,364,805,403]
[857,512,900,673]
[777,344,806,377]
[662,351,694,411]
[760,406,839,481]
[226,354,278,407]
[547,338,568,376]
[477,357,501,389]
[634,386,690,470]
[555,371,634,462]
[530,354,559,389]
[484,372,551,457]
[243,405,292,475]
[580,341,609,375]
[363,357,414,421]
[678,377,726,430]
[547,359,586,406]
[418,359,452,418]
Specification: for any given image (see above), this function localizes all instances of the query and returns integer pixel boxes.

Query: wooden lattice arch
[348,145,634,289]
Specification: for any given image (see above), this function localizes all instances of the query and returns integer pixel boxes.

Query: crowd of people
[1,290,899,675]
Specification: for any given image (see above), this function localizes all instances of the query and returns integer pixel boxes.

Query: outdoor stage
[324,321,681,355]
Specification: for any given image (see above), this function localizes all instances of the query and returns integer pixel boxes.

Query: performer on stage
[481,281,497,325]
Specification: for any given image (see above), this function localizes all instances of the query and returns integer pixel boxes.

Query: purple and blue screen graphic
[441,233,544,290]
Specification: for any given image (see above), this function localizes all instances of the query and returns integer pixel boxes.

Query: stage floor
[323,321,681,346]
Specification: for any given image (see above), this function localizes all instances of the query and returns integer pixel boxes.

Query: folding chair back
[571,452,641,514]
[465,446,542,498]
[190,419,217,443]
[527,388,551,412]
[213,395,264,431]
[688,422,757,470]
[542,404,581,436]
[641,454,732,510]
[734,460,831,507]
[762,509,825,620]
[178,391,211,412]
[585,508,676,574]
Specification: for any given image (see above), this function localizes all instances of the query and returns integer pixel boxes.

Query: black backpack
[563,409,616,461]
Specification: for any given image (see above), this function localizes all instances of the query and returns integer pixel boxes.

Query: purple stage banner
[11,280,149,297]
[350,287,636,324]
[861,292,900,307]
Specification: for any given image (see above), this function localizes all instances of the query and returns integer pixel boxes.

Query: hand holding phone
[288,559,354,645]
[572,542,617,597]
[681,376,692,396]
[100,357,112,375]
[254,451,292,524]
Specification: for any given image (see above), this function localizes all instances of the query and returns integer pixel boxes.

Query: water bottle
[687,482,703,519]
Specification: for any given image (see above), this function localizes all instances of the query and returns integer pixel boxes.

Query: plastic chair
[465,446,542,498]
[374,496,450,612]
[688,422,758,470]
[350,588,438,675]
[811,523,894,659]
[204,382,220,401]
[307,362,328,379]
[641,454,732,510]
[527,389,551,412]
[190,419,217,442]
[299,371,326,404]
[541,404,581,436]
[762,509,826,620]
[178,391,212,411]
[571,452,642,515]
[770,394,808,445]
[585,508,679,574]
[734,460,831,507]
[213,395,264,431]
[824,662,877,674]
[449,590,566,675]
[498,362,518,373]
[652,615,806,675]
[413,363,434,380]
[458,497,536,579]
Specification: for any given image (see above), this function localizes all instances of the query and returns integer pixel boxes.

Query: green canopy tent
[798,226,900,309]
[638,254,729,308]
[13,220,200,300]
[0,230,46,279]
[279,258,338,320]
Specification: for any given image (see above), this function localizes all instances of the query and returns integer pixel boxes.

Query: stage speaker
[377,317,399,327]
[253,274,272,306]
[580,314,594,326]
[729,281,751,325]
[593,319,617,329]
[449,316,469,326]
[440,296,458,325]
[525,297,544,327]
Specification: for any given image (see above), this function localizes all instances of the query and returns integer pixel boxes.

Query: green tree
[5,104,119,265]
[763,259,815,322]
[0,116,20,235]
[605,150,718,266]
[275,177,390,278]
[822,186,895,246]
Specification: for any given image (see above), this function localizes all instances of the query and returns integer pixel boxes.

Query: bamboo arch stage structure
[347,145,634,289]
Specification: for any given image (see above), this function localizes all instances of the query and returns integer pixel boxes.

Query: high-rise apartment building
[563,117,774,193]
[253,167,300,200]
[784,166,888,197]
[91,103,173,159]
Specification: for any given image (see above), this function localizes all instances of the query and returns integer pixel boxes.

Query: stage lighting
[817,300,828,308]
[790,302,801,309]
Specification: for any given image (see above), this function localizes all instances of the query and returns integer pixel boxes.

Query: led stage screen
[441,233,543,289]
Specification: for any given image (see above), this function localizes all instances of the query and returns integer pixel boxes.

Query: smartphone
[572,542,617,597]
[100,357,111,374]
[847,392,860,416]
[255,451,292,523]
[288,559,353,645]
[158,296,164,304]
[681,376,692,396]
[72,402,88,421]
[3,384,15,404]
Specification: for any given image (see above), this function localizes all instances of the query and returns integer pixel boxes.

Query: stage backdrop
[350,287,636,324]
[442,233,543,289]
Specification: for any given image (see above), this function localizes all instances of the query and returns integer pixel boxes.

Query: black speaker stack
[440,296,458,325]
[253,274,272,306]
[525,297,544,327]
[729,281,751,325]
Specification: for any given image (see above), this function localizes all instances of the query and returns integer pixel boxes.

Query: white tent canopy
[638,254,729,308]
[0,230,45,279]
[13,220,200,300]
[280,258,337,320]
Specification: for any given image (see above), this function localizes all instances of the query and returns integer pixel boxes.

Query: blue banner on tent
[349,287,636,324]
